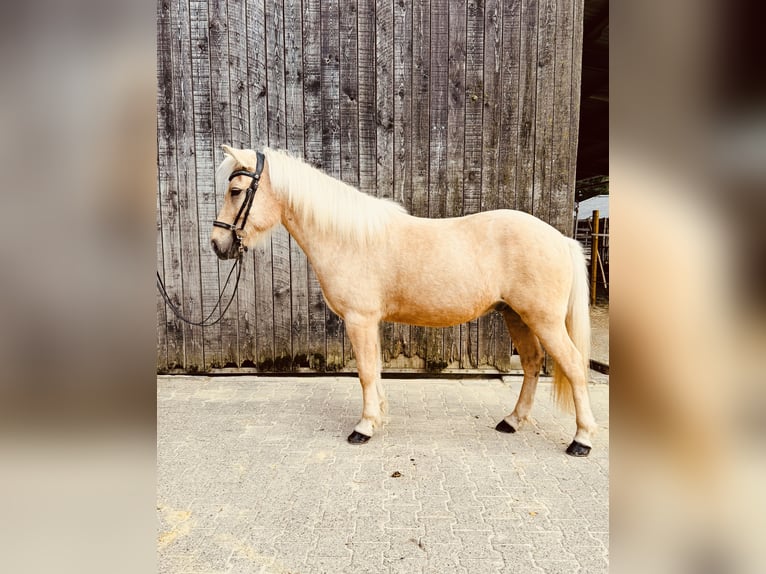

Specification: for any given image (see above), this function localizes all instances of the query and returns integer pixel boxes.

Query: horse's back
[402,209,568,265]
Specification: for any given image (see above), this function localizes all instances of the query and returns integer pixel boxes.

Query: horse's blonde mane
[263,148,407,243]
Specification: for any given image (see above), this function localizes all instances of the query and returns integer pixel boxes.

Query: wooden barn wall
[157,0,584,373]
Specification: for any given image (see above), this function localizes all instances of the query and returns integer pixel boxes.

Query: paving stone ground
[158,375,609,574]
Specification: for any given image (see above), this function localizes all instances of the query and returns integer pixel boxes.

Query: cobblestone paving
[158,376,609,573]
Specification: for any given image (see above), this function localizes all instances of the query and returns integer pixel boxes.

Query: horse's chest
[316,275,381,318]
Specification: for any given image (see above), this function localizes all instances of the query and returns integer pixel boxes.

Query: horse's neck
[280,202,341,270]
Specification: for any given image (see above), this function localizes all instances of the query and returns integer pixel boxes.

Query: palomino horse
[211,146,597,456]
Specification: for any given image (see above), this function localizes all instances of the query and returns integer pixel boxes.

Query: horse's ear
[221,145,254,168]
[221,144,235,156]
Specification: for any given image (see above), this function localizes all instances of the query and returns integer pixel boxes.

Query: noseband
[213,151,265,254]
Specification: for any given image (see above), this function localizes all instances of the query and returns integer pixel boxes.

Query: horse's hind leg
[533,320,598,456]
[345,317,384,444]
[495,307,545,434]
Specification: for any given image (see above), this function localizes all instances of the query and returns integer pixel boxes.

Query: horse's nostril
[212,237,231,259]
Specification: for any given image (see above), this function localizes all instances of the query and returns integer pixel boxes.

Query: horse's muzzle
[211,236,237,260]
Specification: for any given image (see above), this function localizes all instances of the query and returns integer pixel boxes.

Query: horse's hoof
[347,431,372,444]
[566,440,591,457]
[495,420,517,433]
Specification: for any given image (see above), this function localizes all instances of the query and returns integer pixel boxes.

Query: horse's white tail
[552,238,591,412]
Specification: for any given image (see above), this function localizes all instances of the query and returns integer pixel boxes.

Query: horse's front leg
[345,318,383,444]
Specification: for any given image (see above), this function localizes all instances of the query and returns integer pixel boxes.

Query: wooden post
[590,209,600,305]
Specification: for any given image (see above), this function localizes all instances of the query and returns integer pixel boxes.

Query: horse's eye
[230,188,242,197]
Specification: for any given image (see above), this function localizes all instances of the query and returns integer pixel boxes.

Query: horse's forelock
[215,155,238,197]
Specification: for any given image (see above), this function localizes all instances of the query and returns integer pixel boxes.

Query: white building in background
[576,194,609,220]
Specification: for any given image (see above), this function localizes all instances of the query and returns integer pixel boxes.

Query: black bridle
[212,150,265,255]
[156,151,265,327]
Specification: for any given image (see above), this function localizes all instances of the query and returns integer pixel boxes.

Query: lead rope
[155,255,243,328]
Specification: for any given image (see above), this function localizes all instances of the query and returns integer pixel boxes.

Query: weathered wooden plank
[246,5,269,379]
[428,0,449,219]
[253,233,275,368]
[289,246,310,369]
[480,0,503,215]
[303,0,327,369]
[340,0,360,366]
[156,165,168,373]
[228,0,258,367]
[190,0,222,369]
[409,0,430,368]
[320,0,341,171]
[284,0,309,368]
[302,0,323,168]
[497,0,522,212]
[427,0,449,371]
[478,0,502,368]
[393,0,412,209]
[496,0,525,370]
[240,0,272,369]
[208,0,239,367]
[320,0,345,370]
[410,0,430,219]
[376,0,394,202]
[284,0,305,152]
[270,226,292,371]
[228,0,251,147]
[156,0,170,374]
[444,0,466,369]
[375,0,399,366]
[514,0,538,215]
[532,0,556,224]
[247,0,269,144]
[461,0,484,369]
[446,0,466,220]
[464,0,484,217]
[266,0,287,148]
[550,0,575,235]
[265,0,292,371]
[224,0,256,368]
[392,0,414,367]
[157,0,184,369]
[357,0,377,196]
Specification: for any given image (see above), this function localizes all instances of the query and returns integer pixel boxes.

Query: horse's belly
[384,295,494,328]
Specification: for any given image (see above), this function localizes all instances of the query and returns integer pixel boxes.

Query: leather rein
[156,151,265,327]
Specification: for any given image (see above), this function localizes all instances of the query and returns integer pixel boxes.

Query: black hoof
[566,440,591,457]
[495,420,517,434]
[347,431,372,444]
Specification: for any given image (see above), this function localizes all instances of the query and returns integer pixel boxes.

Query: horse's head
[210,145,281,259]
